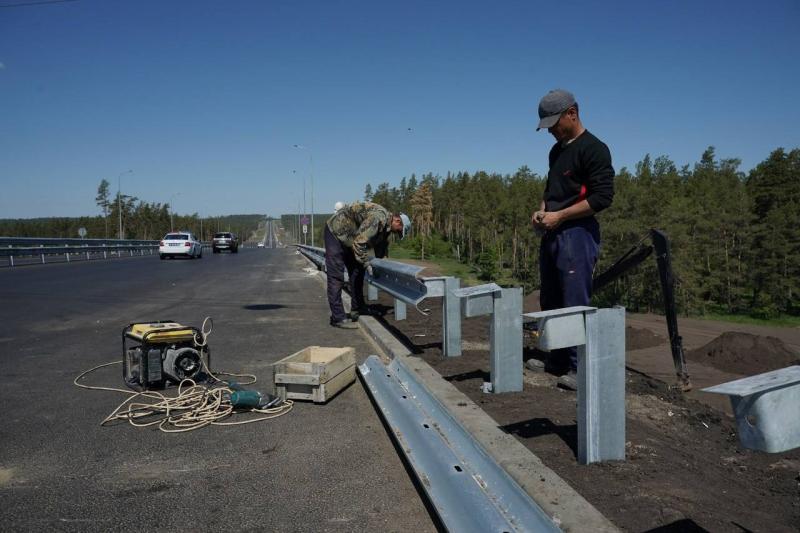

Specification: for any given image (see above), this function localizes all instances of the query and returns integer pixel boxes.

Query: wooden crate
[272,346,356,403]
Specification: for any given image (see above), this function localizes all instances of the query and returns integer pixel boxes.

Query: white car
[257,242,265,248]
[159,232,203,260]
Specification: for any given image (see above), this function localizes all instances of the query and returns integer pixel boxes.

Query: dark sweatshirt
[545,130,614,214]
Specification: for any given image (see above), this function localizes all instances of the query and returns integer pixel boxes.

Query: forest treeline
[0,179,264,242]
[361,147,799,319]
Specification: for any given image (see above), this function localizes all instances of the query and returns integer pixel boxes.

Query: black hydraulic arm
[592,229,692,390]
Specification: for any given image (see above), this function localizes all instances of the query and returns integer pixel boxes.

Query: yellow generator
[122,321,210,391]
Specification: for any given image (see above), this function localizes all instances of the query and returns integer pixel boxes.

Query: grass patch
[389,244,482,286]
[698,313,800,328]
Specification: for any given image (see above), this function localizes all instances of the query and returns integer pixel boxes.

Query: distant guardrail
[0,237,211,267]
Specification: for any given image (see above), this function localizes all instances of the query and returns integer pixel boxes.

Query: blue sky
[1,0,798,219]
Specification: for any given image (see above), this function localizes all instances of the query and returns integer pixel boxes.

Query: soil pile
[626,325,665,350]
[687,331,800,375]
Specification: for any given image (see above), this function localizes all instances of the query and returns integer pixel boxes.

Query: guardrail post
[40,244,45,264]
[394,299,407,320]
[9,254,13,267]
[524,306,626,464]
[129,247,133,257]
[367,284,378,301]
[453,284,522,393]
[442,277,461,357]
[490,288,523,393]
[85,243,90,260]
[103,244,107,259]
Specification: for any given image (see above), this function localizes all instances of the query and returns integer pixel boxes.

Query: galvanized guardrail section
[454,283,523,393]
[359,355,561,532]
[1,237,211,267]
[296,244,326,270]
[295,244,464,357]
[0,237,158,248]
[702,365,800,453]
[524,306,626,465]
[1,243,158,266]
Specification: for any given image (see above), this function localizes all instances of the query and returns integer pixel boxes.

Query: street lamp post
[294,145,315,246]
[168,193,180,232]
[117,169,133,239]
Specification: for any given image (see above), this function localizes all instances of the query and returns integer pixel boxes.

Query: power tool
[122,320,210,391]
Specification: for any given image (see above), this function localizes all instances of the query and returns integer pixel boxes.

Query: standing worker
[324,202,411,329]
[531,89,615,389]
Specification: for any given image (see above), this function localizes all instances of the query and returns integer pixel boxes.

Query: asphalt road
[0,248,436,532]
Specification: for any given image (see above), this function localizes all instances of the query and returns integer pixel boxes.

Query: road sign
[301,216,310,225]
[78,227,87,238]
[302,224,308,234]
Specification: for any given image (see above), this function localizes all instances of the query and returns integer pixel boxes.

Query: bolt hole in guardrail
[453,465,463,472]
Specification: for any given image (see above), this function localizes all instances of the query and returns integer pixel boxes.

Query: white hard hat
[399,213,411,239]
[334,201,345,212]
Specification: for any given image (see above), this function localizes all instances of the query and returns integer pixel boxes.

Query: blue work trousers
[539,218,600,371]
[324,225,366,323]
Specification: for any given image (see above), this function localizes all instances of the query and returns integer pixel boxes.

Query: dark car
[212,232,239,253]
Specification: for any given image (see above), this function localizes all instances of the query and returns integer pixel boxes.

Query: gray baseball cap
[537,89,576,130]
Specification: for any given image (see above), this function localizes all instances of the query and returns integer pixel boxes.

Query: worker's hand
[539,211,564,231]
[366,264,374,277]
[531,211,546,229]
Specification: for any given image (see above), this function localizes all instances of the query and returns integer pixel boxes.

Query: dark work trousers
[539,218,600,371]
[324,225,366,323]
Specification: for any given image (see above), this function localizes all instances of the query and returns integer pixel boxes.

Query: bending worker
[324,201,411,329]
[532,89,615,390]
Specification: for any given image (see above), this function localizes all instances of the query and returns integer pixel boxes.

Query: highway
[0,248,435,531]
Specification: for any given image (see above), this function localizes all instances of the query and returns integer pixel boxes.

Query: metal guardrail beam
[0,245,158,257]
[702,365,800,453]
[0,244,161,266]
[0,237,158,247]
[359,355,561,533]
[295,244,326,270]
[367,258,427,306]
[294,245,462,357]
[1,241,210,267]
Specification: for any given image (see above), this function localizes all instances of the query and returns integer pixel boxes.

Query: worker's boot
[330,318,359,330]
[348,306,372,321]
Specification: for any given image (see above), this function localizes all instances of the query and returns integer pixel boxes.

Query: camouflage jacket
[326,201,392,265]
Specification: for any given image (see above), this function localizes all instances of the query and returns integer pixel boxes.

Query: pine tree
[410,183,433,259]
[96,179,111,238]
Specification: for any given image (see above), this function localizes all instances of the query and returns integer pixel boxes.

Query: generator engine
[122,321,210,391]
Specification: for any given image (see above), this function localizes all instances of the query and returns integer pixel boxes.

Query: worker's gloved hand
[365,264,374,277]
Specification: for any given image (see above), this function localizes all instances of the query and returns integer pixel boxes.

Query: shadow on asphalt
[242,304,287,311]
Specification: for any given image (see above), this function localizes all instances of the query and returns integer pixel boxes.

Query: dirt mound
[522,290,541,313]
[687,331,800,376]
[626,326,665,350]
